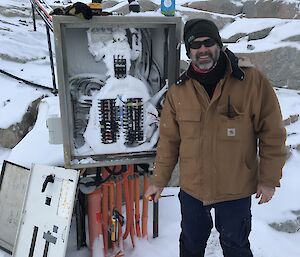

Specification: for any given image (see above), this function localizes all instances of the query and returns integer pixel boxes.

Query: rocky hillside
[1,0,300,89]
[98,0,300,89]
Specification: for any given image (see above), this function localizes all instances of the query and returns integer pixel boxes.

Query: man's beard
[192,48,220,71]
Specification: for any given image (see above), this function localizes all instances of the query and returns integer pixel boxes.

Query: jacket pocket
[176,111,201,139]
[217,103,244,141]
[177,111,201,159]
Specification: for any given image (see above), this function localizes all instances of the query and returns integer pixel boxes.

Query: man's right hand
[144,184,163,202]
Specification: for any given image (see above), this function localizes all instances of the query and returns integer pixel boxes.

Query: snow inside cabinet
[53,16,182,168]
[13,164,79,257]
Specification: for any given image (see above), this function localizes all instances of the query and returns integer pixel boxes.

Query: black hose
[0,68,53,91]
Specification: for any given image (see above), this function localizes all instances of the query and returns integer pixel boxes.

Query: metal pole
[45,26,57,94]
[153,201,158,238]
[31,3,36,31]
[76,189,87,249]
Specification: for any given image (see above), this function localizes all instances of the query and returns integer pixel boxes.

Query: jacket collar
[223,47,245,81]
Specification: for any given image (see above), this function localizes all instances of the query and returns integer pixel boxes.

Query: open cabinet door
[13,164,79,257]
[0,161,30,254]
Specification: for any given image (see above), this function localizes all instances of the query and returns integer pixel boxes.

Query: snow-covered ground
[0,0,300,257]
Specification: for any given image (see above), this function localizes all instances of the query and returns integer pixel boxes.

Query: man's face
[189,36,220,71]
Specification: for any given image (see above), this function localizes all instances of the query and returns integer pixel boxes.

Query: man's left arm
[253,71,287,204]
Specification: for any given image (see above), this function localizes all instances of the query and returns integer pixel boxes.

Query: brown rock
[238,47,300,90]
[223,32,248,43]
[286,145,292,160]
[243,0,300,19]
[290,114,299,124]
[283,117,291,126]
[283,35,300,42]
[185,0,243,16]
[0,97,43,148]
[102,1,119,10]
[248,26,274,40]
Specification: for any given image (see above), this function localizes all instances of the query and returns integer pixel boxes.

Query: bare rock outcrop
[222,26,274,43]
[238,47,300,89]
[270,209,300,233]
[243,0,300,19]
[183,0,243,16]
[0,97,43,148]
[102,1,118,10]
[283,35,300,42]
[181,0,300,19]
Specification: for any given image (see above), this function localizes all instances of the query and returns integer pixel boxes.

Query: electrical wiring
[0,68,52,91]
[69,74,106,147]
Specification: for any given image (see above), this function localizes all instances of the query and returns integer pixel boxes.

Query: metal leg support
[153,201,159,238]
[76,189,87,250]
[45,26,57,94]
[31,3,36,31]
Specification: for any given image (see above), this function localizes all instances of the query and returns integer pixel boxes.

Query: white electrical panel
[13,164,79,257]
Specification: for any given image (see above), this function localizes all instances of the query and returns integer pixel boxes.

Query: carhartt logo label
[227,128,236,137]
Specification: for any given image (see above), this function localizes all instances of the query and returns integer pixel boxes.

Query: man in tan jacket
[145,19,286,257]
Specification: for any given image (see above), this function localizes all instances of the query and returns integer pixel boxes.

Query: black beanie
[183,19,223,56]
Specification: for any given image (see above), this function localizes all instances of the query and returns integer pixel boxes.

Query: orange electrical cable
[134,171,142,238]
[108,182,116,252]
[128,164,136,247]
[122,169,131,241]
[123,165,136,247]
[102,184,109,256]
[87,188,104,256]
[116,176,124,253]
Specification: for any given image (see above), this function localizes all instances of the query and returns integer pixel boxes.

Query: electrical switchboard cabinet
[53,16,182,169]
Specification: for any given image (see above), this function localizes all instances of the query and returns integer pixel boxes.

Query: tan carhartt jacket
[151,51,286,205]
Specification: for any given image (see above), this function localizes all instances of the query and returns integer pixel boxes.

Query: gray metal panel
[53,16,182,168]
[0,161,30,254]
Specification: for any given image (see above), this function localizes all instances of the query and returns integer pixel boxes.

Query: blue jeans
[179,190,253,257]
